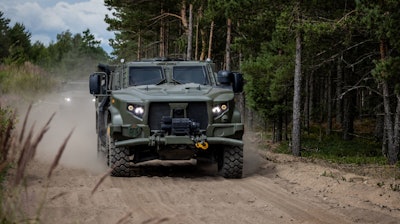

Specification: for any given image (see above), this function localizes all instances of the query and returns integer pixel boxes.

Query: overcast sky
[0,0,114,54]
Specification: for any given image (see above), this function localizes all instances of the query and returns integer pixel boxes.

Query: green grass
[0,62,57,99]
[276,133,387,165]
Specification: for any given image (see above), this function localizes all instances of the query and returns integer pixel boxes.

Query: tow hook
[195,141,209,150]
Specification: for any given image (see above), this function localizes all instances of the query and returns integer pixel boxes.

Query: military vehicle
[89,58,244,178]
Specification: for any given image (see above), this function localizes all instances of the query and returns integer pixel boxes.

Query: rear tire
[109,135,130,177]
[218,146,243,178]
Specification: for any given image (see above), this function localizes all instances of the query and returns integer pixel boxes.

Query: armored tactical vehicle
[89,58,244,178]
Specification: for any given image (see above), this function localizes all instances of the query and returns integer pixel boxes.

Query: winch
[161,116,200,136]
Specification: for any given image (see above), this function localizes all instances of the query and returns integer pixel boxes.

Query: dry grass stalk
[18,104,32,143]
[47,128,74,179]
[49,192,68,201]
[14,111,55,185]
[91,168,113,195]
[141,218,157,224]
[141,217,170,224]
[14,123,35,186]
[156,218,170,223]
[30,112,55,157]
[115,211,132,224]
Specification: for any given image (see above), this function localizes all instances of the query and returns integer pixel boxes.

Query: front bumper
[111,123,244,148]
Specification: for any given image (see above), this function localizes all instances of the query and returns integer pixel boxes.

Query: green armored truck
[89,58,244,178]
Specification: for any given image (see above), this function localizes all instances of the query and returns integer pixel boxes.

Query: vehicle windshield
[172,66,208,85]
[129,66,164,86]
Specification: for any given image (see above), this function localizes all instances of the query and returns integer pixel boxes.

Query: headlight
[212,103,229,119]
[127,103,145,119]
[64,97,71,102]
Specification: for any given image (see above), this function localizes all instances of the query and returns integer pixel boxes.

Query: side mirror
[232,72,244,93]
[217,70,244,93]
[89,73,102,94]
[217,70,231,85]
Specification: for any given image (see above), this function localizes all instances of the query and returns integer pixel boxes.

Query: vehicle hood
[112,83,233,102]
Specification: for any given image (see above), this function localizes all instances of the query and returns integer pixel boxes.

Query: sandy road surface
[10,84,400,224]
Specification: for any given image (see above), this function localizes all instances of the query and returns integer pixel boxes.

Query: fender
[108,105,123,127]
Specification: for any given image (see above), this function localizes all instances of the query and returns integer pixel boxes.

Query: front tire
[109,135,130,177]
[218,146,243,178]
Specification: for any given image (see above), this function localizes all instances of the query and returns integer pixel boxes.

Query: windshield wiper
[156,78,167,85]
[133,78,164,86]
[172,78,182,84]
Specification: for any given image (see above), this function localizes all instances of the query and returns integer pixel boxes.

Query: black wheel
[108,135,130,177]
[218,145,243,178]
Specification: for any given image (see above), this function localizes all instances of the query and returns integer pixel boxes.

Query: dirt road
[14,86,400,224]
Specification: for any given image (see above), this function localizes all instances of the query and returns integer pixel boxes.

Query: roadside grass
[0,62,57,100]
[267,121,400,181]
[276,133,387,165]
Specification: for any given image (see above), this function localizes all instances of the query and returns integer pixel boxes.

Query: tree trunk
[342,93,354,140]
[342,67,355,140]
[272,122,276,143]
[165,21,169,56]
[304,70,314,132]
[207,21,214,59]
[292,27,302,156]
[159,8,165,57]
[200,28,206,61]
[276,114,283,142]
[392,94,400,163]
[198,4,205,60]
[381,78,399,165]
[194,15,199,60]
[309,71,314,122]
[186,4,193,60]
[180,0,189,59]
[326,70,332,135]
[380,39,399,165]
[303,70,309,132]
[336,53,343,125]
[196,4,204,60]
[321,74,328,122]
[180,1,188,30]
[382,80,395,163]
[225,18,232,70]
[137,32,142,60]
[285,96,289,141]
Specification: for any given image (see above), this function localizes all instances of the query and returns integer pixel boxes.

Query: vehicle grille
[148,102,208,131]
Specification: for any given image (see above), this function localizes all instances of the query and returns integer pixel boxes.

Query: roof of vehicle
[125,59,212,66]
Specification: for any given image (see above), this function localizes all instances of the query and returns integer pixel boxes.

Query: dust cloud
[243,132,264,177]
[21,81,107,174]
